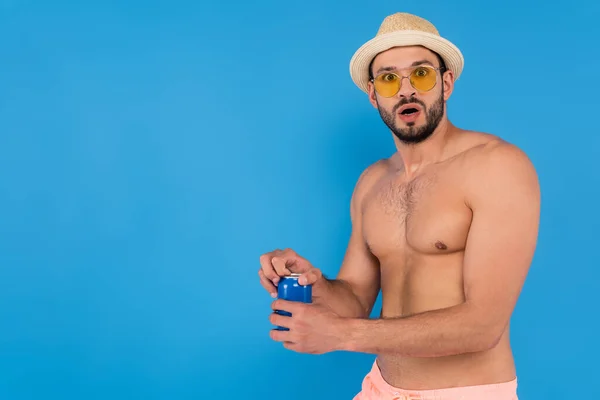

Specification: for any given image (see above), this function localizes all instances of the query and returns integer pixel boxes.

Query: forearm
[315,278,371,319]
[339,303,500,357]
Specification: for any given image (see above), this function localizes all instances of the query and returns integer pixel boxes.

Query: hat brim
[349,30,464,94]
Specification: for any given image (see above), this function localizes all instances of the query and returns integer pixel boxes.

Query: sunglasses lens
[410,66,437,91]
[373,73,401,97]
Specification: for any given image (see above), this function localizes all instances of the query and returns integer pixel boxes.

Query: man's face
[367,46,454,145]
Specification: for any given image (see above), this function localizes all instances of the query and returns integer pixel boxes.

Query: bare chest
[361,170,472,259]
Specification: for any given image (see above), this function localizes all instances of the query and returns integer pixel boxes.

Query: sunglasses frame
[370,65,444,98]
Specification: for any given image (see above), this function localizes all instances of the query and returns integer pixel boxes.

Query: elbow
[471,321,506,353]
[358,297,376,319]
[353,300,372,319]
[339,279,375,319]
[474,332,502,353]
[463,302,508,353]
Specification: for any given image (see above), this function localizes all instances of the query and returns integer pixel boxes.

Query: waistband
[367,360,518,400]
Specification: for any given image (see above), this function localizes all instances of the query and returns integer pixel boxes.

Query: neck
[392,118,455,176]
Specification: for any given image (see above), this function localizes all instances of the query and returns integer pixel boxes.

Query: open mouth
[397,104,422,123]
[400,108,419,115]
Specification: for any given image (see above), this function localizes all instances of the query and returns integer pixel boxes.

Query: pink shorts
[353,361,519,400]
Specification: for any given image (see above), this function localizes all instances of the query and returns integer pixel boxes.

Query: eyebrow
[375,59,435,75]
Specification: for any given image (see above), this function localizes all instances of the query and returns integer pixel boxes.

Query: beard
[377,91,445,145]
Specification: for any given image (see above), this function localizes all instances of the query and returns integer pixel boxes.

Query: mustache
[393,97,427,113]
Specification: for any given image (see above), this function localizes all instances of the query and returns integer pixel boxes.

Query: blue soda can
[275,273,312,331]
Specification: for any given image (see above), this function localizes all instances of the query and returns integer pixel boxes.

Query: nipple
[435,241,448,250]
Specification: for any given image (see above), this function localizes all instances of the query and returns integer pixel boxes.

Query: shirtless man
[258,13,540,400]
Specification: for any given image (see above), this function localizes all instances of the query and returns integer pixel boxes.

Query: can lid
[289,273,301,278]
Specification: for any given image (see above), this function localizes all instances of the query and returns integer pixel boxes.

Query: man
[258,12,540,400]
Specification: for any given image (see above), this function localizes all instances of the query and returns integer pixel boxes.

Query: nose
[397,76,416,98]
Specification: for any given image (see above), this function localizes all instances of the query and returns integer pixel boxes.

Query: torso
[360,131,517,389]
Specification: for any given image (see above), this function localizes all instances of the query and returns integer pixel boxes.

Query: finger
[298,269,321,286]
[259,254,279,283]
[281,248,306,273]
[258,269,278,298]
[269,312,292,329]
[283,342,296,351]
[270,328,292,343]
[271,256,292,277]
[271,299,301,314]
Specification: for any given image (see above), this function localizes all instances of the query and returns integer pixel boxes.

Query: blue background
[0,1,598,399]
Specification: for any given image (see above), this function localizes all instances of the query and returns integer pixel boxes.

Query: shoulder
[450,129,538,177]
[349,158,390,213]
[461,134,540,207]
[469,136,538,180]
[354,158,392,194]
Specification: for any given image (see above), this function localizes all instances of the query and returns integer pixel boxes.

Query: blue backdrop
[0,1,598,399]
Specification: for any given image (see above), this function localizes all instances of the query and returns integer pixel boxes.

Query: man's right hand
[258,248,325,298]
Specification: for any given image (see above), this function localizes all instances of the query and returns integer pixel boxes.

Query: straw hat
[349,13,464,94]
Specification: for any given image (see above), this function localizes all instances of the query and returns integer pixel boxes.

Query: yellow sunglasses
[371,66,441,97]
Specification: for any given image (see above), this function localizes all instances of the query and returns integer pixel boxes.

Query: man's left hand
[269,299,345,354]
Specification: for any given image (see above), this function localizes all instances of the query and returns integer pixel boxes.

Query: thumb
[298,269,321,286]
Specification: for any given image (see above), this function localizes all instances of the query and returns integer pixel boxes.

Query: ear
[442,69,455,101]
[367,80,379,109]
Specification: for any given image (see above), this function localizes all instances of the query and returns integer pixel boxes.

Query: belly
[376,338,516,390]
[375,252,516,389]
[379,251,465,319]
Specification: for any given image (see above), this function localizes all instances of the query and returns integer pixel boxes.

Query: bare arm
[338,143,541,357]
[259,163,384,319]
[316,164,382,318]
